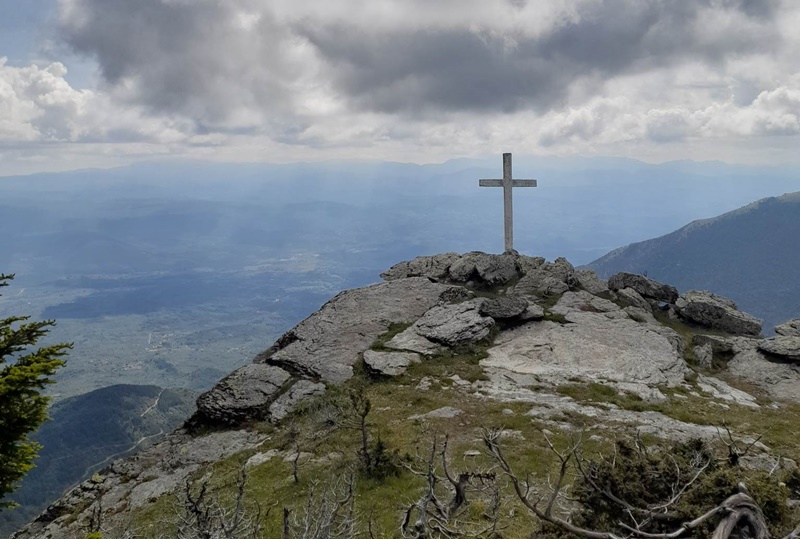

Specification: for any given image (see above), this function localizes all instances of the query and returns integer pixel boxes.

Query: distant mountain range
[0,385,196,537]
[586,192,800,333]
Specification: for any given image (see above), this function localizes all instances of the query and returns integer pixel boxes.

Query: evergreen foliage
[0,274,70,509]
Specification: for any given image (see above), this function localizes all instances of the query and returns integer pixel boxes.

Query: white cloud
[3,0,800,174]
[0,57,193,145]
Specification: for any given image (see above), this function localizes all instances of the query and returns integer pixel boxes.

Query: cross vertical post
[503,153,514,253]
[479,152,537,253]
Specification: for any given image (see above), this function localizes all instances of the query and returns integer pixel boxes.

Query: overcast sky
[1,0,799,175]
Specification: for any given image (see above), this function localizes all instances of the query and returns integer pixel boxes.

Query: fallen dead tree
[482,429,800,539]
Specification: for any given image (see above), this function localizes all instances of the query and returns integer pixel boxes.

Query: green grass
[115,331,800,539]
[369,322,414,351]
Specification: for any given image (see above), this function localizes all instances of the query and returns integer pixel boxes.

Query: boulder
[625,306,658,325]
[195,364,291,425]
[515,255,546,273]
[608,272,679,303]
[519,303,545,321]
[362,350,420,376]
[776,319,800,337]
[615,287,652,311]
[675,290,762,336]
[513,272,569,296]
[511,257,576,297]
[725,336,800,402]
[409,406,463,420]
[447,252,520,287]
[481,311,688,399]
[574,269,608,295]
[758,336,800,361]
[551,290,624,321]
[260,277,459,383]
[384,328,444,356]
[386,300,495,353]
[380,253,461,281]
[479,296,529,319]
[268,380,326,423]
[693,342,715,369]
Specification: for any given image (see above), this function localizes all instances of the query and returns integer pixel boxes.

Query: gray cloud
[59,0,298,129]
[299,0,779,115]
[58,0,783,123]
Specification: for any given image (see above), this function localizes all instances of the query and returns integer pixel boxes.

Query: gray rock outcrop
[481,311,688,399]
[574,269,608,295]
[615,287,652,311]
[386,299,495,354]
[16,250,798,539]
[608,272,679,303]
[259,277,459,382]
[380,253,461,281]
[195,364,291,425]
[758,336,800,361]
[675,290,762,336]
[363,350,420,376]
[776,319,800,337]
[511,257,576,297]
[268,380,326,423]
[448,252,520,287]
[479,296,529,319]
[550,290,623,320]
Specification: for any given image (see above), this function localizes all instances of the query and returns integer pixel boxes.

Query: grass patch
[543,311,569,324]
[370,322,413,350]
[557,382,659,412]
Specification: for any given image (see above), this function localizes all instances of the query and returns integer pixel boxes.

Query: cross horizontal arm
[479,179,537,187]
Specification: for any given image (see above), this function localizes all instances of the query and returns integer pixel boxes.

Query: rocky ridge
[14,252,800,539]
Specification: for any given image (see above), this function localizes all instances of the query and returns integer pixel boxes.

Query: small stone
[409,406,463,420]
[283,451,313,462]
[693,343,714,370]
[417,377,433,390]
[246,449,281,468]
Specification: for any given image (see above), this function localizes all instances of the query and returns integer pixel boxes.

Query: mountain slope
[0,385,196,537]
[586,192,800,332]
[13,253,800,539]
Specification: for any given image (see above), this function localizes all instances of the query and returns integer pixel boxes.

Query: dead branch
[483,428,624,539]
[284,473,359,539]
[716,421,766,467]
[402,435,500,539]
[483,428,800,539]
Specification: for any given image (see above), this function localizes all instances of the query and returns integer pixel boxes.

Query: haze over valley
[1,157,798,401]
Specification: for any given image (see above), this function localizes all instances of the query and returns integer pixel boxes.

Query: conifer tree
[0,274,70,509]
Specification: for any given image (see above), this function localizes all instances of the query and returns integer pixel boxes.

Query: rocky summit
[14,252,800,539]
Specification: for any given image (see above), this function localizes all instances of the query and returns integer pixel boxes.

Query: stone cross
[479,153,537,253]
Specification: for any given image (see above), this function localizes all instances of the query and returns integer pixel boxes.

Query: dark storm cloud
[59,0,296,128]
[298,0,780,114]
[58,0,782,121]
